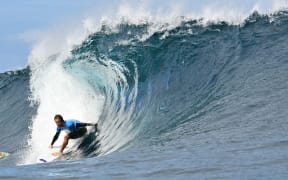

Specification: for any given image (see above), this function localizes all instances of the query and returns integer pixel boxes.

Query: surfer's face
[54,118,64,127]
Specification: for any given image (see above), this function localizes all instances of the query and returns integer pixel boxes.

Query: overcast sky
[0,0,286,72]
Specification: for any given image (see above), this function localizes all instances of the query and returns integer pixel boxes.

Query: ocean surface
[1,9,288,179]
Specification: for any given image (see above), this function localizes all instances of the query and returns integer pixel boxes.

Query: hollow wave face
[20,0,288,165]
[23,23,140,164]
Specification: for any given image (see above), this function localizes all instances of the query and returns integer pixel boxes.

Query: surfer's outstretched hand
[48,145,53,149]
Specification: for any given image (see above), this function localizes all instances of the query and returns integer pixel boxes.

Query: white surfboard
[37,146,67,163]
[37,153,57,163]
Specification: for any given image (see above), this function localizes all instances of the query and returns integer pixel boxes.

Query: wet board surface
[37,147,63,163]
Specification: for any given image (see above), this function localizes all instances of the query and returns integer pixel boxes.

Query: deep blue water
[1,10,288,179]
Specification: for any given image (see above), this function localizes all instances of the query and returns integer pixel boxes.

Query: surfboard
[0,152,10,160]
[37,146,70,163]
[37,147,62,163]
[37,153,58,163]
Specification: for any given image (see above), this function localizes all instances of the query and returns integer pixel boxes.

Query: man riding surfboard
[49,114,98,156]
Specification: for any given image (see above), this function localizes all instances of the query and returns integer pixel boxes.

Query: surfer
[49,114,98,156]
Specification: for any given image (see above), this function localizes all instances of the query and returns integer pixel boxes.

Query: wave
[0,69,35,166]
[0,7,288,165]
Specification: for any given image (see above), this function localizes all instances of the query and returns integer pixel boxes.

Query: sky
[0,0,287,73]
[0,0,107,72]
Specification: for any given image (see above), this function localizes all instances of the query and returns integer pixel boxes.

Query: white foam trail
[23,58,105,164]
[21,21,105,164]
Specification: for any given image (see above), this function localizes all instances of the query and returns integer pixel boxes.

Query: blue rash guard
[50,120,97,145]
[56,119,81,133]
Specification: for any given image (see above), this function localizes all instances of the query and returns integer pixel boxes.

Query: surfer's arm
[50,132,60,146]
[76,122,97,128]
[76,122,98,132]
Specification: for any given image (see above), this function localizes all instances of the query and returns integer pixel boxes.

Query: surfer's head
[54,114,64,127]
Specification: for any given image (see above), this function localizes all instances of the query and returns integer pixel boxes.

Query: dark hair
[54,114,64,122]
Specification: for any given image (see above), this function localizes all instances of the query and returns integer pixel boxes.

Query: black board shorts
[68,127,87,139]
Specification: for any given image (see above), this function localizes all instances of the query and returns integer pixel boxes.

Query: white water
[22,19,138,164]
[23,57,104,164]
